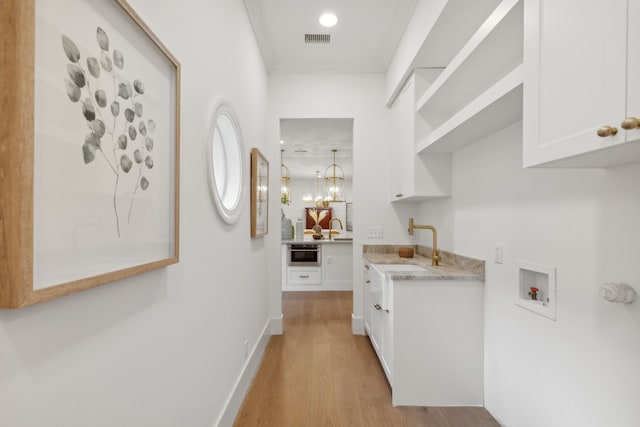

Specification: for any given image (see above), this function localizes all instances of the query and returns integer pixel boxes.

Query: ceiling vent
[305,34,331,44]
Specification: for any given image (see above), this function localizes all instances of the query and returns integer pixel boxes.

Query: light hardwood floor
[233,291,501,427]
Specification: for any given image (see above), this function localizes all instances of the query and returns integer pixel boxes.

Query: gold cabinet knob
[395,193,403,198]
[621,117,640,130]
[374,304,382,311]
[597,125,618,137]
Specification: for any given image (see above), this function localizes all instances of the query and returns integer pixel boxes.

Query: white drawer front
[287,267,322,285]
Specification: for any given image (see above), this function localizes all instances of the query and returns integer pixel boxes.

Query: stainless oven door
[288,244,321,266]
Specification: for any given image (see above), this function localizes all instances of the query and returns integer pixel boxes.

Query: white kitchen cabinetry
[390,70,452,203]
[283,243,352,291]
[321,243,353,291]
[364,261,484,407]
[363,261,373,336]
[416,0,523,154]
[523,0,640,167]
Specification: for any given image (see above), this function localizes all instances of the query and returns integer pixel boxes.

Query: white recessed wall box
[516,261,557,320]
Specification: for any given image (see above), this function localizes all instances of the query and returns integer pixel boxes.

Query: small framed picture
[250,148,268,237]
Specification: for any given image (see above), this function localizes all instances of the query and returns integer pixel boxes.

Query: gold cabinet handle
[597,125,618,137]
[364,264,370,270]
[395,193,403,198]
[365,280,371,284]
[374,304,382,311]
[621,117,640,130]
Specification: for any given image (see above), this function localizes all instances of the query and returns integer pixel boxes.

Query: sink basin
[371,264,429,312]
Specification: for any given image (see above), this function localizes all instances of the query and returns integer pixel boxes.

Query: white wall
[0,1,269,426]
[416,122,640,427]
[267,73,416,333]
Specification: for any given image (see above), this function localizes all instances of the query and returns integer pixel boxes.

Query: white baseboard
[283,283,353,291]
[352,314,364,335]
[214,319,271,427]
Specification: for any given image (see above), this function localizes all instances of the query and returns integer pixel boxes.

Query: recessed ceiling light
[319,12,338,28]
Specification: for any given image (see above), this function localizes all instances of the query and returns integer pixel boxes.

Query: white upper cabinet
[523,0,640,167]
[389,70,451,202]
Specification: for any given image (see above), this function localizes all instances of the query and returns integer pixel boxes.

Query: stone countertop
[363,245,485,281]
[282,238,353,245]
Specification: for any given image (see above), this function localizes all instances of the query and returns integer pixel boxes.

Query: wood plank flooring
[233,291,501,427]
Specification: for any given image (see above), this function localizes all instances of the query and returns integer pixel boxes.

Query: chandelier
[324,149,345,202]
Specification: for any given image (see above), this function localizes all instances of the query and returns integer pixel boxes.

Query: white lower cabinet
[364,260,484,407]
[287,266,322,286]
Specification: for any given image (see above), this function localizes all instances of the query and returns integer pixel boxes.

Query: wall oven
[287,244,321,266]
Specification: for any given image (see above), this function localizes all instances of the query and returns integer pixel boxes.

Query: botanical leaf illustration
[124,108,135,122]
[120,155,133,173]
[133,79,145,94]
[118,82,131,99]
[91,119,106,138]
[64,79,81,102]
[82,133,100,164]
[113,49,124,69]
[61,27,158,236]
[66,64,86,88]
[117,135,128,150]
[95,90,107,107]
[100,51,112,72]
[87,57,100,78]
[96,27,109,51]
[82,98,95,121]
[62,35,80,62]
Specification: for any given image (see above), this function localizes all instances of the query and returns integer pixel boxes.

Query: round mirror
[207,101,245,224]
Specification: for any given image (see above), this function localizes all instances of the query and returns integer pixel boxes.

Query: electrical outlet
[368,226,383,238]
[494,243,503,264]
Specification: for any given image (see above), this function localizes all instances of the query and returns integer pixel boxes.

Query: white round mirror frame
[206,100,246,224]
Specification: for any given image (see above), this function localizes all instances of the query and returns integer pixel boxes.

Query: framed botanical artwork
[250,148,268,237]
[0,0,180,308]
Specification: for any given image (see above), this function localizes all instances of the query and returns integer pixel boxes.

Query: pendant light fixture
[280,149,291,205]
[324,149,345,203]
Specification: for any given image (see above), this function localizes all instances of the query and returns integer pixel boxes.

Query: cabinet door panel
[627,0,640,144]
[523,0,627,166]
[390,77,415,199]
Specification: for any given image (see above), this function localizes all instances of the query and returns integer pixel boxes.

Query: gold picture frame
[0,0,181,308]
[250,148,269,237]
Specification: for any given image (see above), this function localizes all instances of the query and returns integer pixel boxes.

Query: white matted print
[32,0,179,290]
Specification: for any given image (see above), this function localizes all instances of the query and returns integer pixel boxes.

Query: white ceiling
[246,2,418,179]
[280,118,353,179]
[243,0,418,73]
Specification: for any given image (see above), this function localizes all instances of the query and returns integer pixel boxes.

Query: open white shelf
[415,0,523,153]
[416,65,523,153]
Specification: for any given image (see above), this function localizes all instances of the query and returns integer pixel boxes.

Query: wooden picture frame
[0,0,181,308]
[250,148,269,237]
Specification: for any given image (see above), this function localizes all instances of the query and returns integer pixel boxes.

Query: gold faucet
[408,218,440,266]
[328,218,343,240]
